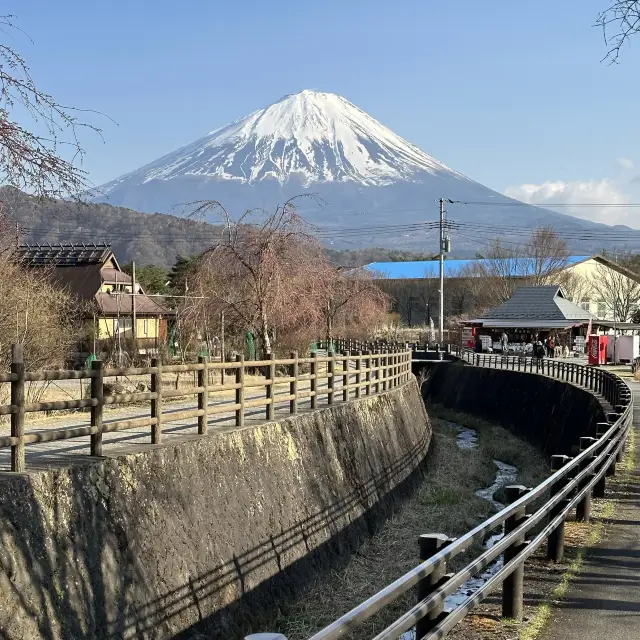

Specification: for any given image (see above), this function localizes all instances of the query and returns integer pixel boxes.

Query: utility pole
[439,198,444,343]
[132,261,137,343]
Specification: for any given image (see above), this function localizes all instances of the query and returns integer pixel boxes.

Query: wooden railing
[263,346,633,640]
[1,342,413,472]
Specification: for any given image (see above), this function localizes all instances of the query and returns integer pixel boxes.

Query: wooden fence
[1,342,413,472]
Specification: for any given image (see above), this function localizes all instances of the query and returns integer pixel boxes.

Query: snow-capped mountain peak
[99,90,465,192]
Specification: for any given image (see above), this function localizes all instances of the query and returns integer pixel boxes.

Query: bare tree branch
[596,1,640,63]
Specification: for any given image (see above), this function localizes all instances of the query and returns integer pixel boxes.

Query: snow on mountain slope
[97,90,469,192]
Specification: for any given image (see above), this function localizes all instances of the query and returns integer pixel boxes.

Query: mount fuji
[93,90,625,254]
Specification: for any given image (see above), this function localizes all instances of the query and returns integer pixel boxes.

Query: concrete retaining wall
[0,379,430,639]
[421,362,606,456]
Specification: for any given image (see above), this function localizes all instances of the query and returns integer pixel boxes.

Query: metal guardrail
[265,346,633,640]
[1,342,412,472]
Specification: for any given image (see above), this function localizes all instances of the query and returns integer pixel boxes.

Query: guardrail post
[290,351,298,414]
[150,358,163,443]
[416,533,451,637]
[547,455,571,562]
[90,359,104,456]
[311,351,318,409]
[197,355,208,434]
[236,355,245,426]
[266,353,276,419]
[576,437,597,523]
[10,344,25,472]
[502,485,528,621]
[327,354,335,405]
[594,423,610,497]
[355,351,362,399]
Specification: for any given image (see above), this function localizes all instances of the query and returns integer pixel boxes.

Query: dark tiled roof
[480,285,595,322]
[15,243,112,266]
[95,292,171,316]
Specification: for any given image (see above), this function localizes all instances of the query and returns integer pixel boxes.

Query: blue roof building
[365,256,591,279]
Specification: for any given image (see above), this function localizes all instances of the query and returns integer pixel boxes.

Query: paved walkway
[0,360,373,472]
[540,380,640,640]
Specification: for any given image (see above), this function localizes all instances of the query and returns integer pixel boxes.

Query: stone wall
[421,361,606,456]
[0,379,430,639]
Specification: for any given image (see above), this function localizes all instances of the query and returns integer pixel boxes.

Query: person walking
[500,331,509,355]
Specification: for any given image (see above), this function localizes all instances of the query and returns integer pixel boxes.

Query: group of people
[471,332,567,359]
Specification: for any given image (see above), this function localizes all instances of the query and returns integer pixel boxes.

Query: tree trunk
[261,315,271,357]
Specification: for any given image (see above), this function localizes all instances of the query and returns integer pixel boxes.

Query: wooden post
[197,355,208,434]
[290,351,298,414]
[236,355,245,426]
[90,359,104,456]
[364,351,371,395]
[502,485,528,620]
[355,351,362,399]
[311,351,318,409]
[327,355,335,405]
[266,353,276,420]
[416,533,451,638]
[10,344,25,473]
[576,437,597,523]
[220,311,226,385]
[150,358,163,443]
[547,455,571,562]
[342,351,349,401]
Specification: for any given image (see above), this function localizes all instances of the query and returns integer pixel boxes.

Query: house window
[143,319,149,335]
[580,301,590,311]
[597,301,607,318]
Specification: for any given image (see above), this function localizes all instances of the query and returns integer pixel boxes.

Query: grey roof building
[472,285,596,329]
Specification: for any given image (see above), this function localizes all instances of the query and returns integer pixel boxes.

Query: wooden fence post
[290,351,298,414]
[311,351,318,409]
[90,359,104,456]
[342,351,349,402]
[150,358,163,443]
[364,351,372,395]
[502,485,528,620]
[236,355,245,426]
[416,533,451,637]
[328,355,335,406]
[197,355,208,434]
[547,455,571,562]
[10,344,25,472]
[267,353,276,420]
[355,351,362,399]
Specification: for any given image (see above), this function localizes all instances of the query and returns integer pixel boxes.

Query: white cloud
[503,179,634,226]
[618,157,635,170]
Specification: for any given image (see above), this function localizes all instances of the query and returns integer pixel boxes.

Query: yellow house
[16,243,172,350]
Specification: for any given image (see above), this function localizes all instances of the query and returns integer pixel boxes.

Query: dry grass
[269,413,549,640]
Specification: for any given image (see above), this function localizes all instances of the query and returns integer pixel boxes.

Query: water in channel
[400,422,517,639]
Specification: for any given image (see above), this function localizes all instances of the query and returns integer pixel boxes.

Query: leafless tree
[596,1,640,63]
[462,227,571,314]
[318,267,389,342]
[0,15,102,198]
[190,198,327,357]
[589,253,640,321]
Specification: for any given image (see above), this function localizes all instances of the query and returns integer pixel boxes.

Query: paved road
[540,380,640,640]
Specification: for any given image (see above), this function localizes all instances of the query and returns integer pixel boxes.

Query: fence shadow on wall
[0,467,144,639]
[0,413,430,639]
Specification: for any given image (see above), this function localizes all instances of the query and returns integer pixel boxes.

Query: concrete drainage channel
[400,421,518,640]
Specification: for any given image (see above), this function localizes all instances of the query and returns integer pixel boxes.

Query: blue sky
[8,0,640,225]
